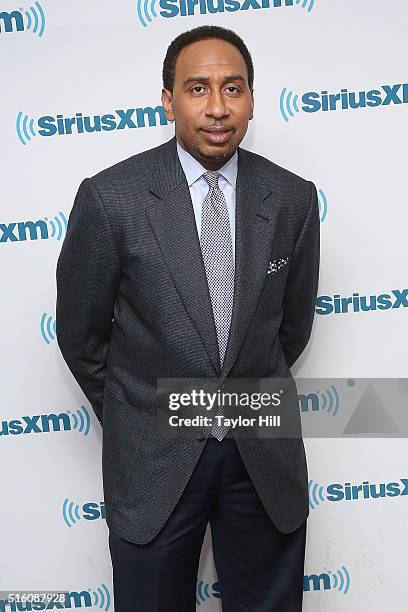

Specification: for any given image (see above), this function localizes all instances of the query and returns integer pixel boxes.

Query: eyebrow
[182,74,246,87]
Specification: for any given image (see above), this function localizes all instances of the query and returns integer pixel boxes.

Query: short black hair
[162,25,254,92]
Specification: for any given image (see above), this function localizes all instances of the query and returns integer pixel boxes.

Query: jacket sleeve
[56,178,121,426]
[279,181,320,369]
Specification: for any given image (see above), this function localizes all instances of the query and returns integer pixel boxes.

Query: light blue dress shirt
[176,139,238,262]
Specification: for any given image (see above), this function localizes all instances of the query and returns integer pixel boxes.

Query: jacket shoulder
[239,147,313,195]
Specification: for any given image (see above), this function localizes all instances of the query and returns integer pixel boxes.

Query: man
[56,25,320,612]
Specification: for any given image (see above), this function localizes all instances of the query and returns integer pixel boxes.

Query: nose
[205,90,229,119]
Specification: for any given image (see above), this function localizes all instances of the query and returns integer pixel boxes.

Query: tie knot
[203,171,220,190]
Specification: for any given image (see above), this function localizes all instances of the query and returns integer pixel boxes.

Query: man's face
[161,37,254,170]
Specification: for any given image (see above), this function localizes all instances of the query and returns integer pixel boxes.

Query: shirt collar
[176,139,238,189]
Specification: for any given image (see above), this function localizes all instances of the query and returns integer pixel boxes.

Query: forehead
[174,38,248,83]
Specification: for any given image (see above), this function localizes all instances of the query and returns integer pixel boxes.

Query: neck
[176,137,236,171]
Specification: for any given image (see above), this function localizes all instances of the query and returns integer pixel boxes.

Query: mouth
[201,127,233,144]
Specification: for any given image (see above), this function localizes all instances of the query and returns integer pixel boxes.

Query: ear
[249,89,254,120]
[161,88,175,122]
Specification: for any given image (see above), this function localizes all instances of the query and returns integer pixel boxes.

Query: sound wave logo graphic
[46,211,68,240]
[196,581,212,605]
[16,111,37,145]
[24,1,46,37]
[68,406,91,436]
[40,312,56,344]
[328,566,351,594]
[279,87,300,122]
[137,0,157,28]
[63,498,82,527]
[308,479,325,510]
[317,188,327,222]
[319,384,340,415]
[90,584,111,611]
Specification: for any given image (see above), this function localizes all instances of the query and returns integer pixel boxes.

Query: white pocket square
[267,257,289,275]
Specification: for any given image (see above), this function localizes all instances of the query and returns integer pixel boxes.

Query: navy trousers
[108,437,307,611]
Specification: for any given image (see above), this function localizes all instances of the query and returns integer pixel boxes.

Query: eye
[192,86,206,93]
[225,86,240,93]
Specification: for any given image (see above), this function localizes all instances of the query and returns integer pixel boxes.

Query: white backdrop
[2,0,408,609]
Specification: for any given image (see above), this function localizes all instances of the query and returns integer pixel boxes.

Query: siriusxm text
[1,414,72,435]
[327,479,408,501]
[159,0,293,17]
[315,289,408,315]
[302,83,408,113]
[1,219,49,243]
[36,107,167,137]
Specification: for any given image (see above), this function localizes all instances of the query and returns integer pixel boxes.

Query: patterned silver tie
[199,171,235,441]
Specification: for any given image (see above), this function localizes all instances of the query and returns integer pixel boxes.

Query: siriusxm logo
[298,384,340,416]
[196,567,349,603]
[16,106,167,145]
[0,407,91,437]
[309,478,408,510]
[137,0,314,27]
[0,584,111,611]
[315,289,408,316]
[0,3,45,37]
[62,499,106,527]
[0,212,67,243]
[304,566,350,594]
[280,82,408,121]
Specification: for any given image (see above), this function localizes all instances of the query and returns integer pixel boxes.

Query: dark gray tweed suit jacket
[56,135,320,544]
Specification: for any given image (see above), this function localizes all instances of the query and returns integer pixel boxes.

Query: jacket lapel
[146,136,279,379]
